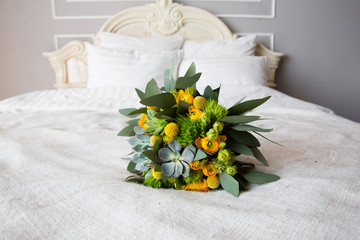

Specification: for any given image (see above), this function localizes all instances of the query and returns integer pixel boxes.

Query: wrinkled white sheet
[0,86,359,240]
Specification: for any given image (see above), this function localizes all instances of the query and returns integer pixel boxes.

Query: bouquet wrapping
[118,63,279,197]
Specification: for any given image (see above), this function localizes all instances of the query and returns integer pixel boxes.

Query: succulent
[158,140,196,178]
[128,127,152,171]
[144,110,167,135]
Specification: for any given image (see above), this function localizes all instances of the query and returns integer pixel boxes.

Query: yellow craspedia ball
[207,175,220,189]
[150,135,162,146]
[147,106,160,111]
[164,123,179,138]
[152,167,162,180]
[193,96,207,110]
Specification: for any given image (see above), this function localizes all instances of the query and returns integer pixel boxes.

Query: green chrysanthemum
[143,175,176,188]
[175,115,208,146]
[183,169,204,184]
[203,99,228,123]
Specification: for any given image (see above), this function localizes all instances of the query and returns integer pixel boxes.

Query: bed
[1,0,359,239]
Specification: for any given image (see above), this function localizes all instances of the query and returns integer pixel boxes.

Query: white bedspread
[0,86,359,240]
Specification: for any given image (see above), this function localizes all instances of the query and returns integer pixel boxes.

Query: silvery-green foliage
[128,126,151,171]
[158,140,196,178]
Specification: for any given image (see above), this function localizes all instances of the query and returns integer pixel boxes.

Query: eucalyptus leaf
[145,79,161,97]
[203,86,216,100]
[250,147,269,166]
[232,124,272,132]
[221,115,261,124]
[135,88,145,100]
[227,96,271,115]
[118,108,138,117]
[254,132,284,146]
[143,150,156,162]
[219,173,240,197]
[117,125,135,136]
[227,138,253,156]
[175,73,201,89]
[164,69,172,92]
[184,62,196,77]
[228,131,260,147]
[127,161,138,173]
[152,139,163,154]
[243,171,280,184]
[177,101,191,115]
[125,175,144,184]
[155,108,177,120]
[128,107,148,116]
[126,118,140,126]
[194,149,207,161]
[140,93,176,109]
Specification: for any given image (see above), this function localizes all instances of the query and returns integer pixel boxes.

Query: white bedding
[0,85,359,239]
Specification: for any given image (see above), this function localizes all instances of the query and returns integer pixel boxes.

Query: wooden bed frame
[43,0,284,89]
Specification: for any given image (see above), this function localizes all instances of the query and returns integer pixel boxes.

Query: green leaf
[145,79,161,97]
[203,86,216,100]
[227,138,253,156]
[135,88,145,100]
[250,147,269,166]
[126,119,140,126]
[118,108,138,117]
[117,125,135,136]
[232,124,272,132]
[175,73,201,89]
[221,115,260,124]
[140,93,176,109]
[194,149,207,160]
[128,107,148,115]
[143,150,156,161]
[125,175,144,184]
[176,101,191,115]
[127,161,138,173]
[152,139,162,154]
[228,131,260,147]
[219,173,240,197]
[227,96,271,115]
[164,69,172,92]
[184,62,196,77]
[155,108,177,120]
[254,132,284,146]
[243,171,280,184]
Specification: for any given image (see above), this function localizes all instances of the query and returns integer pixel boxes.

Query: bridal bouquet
[118,63,279,197]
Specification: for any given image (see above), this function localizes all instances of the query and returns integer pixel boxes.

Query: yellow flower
[162,135,173,144]
[189,160,201,170]
[164,123,179,138]
[189,106,203,120]
[200,136,227,154]
[152,167,162,180]
[202,163,216,177]
[176,90,194,105]
[193,96,207,110]
[150,135,162,146]
[139,113,149,129]
[195,137,202,149]
[207,175,220,189]
[184,180,209,192]
[147,106,160,111]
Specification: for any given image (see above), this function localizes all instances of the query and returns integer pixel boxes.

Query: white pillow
[182,35,257,59]
[178,56,268,93]
[97,32,184,53]
[86,43,183,89]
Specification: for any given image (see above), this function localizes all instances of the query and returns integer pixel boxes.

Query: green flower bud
[220,142,226,149]
[185,87,196,96]
[206,128,219,140]
[225,165,237,176]
[213,121,223,132]
[213,161,226,174]
[217,149,230,162]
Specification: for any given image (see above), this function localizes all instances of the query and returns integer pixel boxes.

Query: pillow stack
[86,32,184,89]
[86,32,268,90]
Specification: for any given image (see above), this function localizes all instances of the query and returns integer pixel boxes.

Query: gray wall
[1,0,359,122]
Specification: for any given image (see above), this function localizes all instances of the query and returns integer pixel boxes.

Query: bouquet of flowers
[118,63,279,197]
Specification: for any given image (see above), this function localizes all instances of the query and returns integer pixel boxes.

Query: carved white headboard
[43,0,284,89]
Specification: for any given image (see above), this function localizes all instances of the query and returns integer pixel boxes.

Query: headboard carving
[43,0,283,89]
